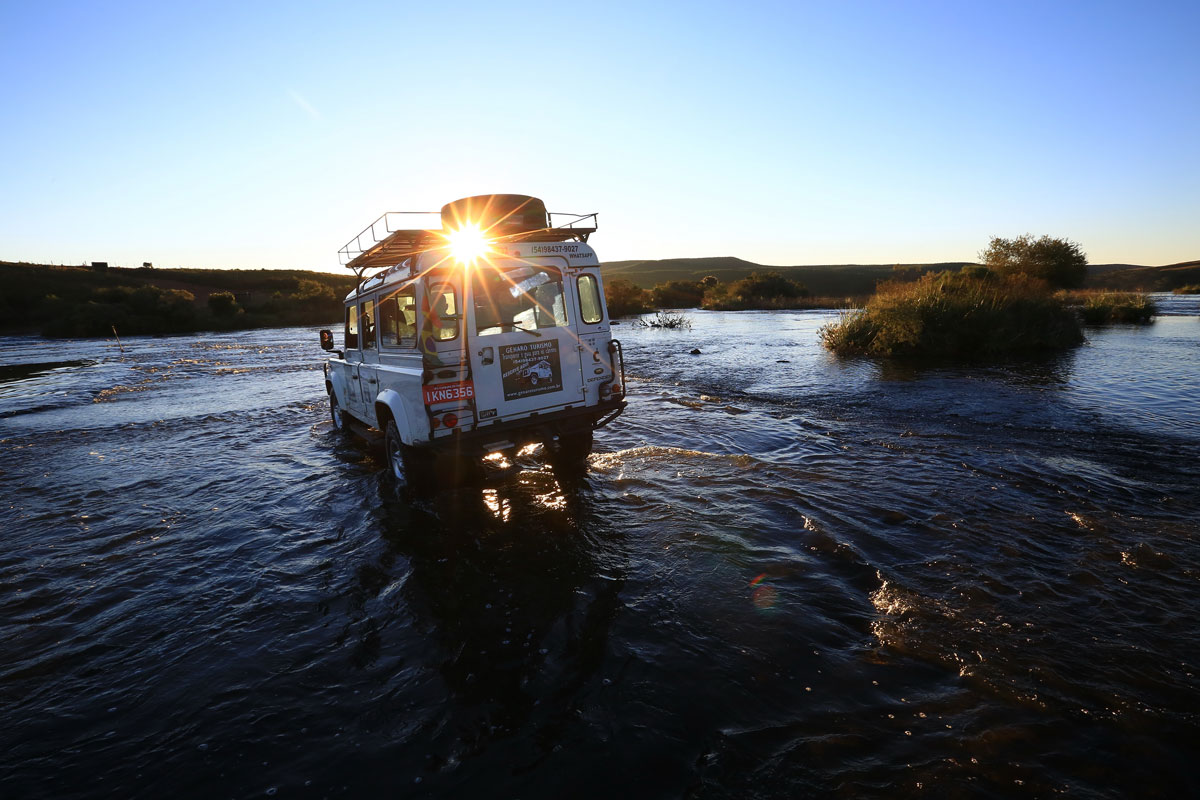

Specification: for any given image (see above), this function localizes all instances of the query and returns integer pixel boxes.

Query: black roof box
[440,194,547,233]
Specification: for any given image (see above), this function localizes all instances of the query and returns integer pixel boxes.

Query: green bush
[604,278,651,317]
[728,271,808,301]
[1076,292,1156,324]
[820,271,1083,357]
[980,234,1087,289]
[650,280,705,308]
[208,291,240,317]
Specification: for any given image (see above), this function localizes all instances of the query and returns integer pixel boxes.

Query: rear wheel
[384,420,408,482]
[551,428,593,467]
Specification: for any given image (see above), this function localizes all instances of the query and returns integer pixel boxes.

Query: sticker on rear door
[500,341,562,400]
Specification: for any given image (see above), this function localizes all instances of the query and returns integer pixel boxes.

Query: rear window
[577,273,603,324]
[427,283,459,341]
[473,265,568,337]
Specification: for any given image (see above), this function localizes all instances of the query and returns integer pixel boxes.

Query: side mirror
[319,329,334,351]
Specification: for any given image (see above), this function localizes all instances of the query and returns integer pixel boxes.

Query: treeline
[0,262,357,338]
[605,271,841,316]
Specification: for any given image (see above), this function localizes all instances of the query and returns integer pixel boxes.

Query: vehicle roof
[341,242,598,303]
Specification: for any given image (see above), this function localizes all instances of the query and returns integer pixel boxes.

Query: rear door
[466,258,585,423]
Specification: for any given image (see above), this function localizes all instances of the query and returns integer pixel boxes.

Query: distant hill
[602,257,971,296]
[602,256,1199,296]
[1084,260,1200,291]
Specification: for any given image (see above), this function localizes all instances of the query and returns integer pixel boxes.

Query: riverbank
[0,261,355,338]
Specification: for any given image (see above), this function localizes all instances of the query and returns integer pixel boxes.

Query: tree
[208,291,239,317]
[651,280,705,308]
[604,278,651,317]
[980,234,1087,289]
[728,271,808,301]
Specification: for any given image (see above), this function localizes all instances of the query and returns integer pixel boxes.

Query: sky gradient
[2,0,1197,272]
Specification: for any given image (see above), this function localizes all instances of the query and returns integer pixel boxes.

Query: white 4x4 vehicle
[320,194,626,486]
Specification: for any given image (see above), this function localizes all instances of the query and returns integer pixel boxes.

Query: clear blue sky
[2,0,1197,271]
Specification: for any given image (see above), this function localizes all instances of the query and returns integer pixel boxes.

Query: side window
[577,273,603,324]
[429,284,460,341]
[380,286,417,349]
[360,299,376,350]
[345,304,359,349]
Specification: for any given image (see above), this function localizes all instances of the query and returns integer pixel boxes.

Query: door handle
[478,346,494,365]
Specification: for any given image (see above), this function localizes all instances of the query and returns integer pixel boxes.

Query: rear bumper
[426,399,626,454]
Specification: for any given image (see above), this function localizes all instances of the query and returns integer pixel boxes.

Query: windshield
[472,264,568,337]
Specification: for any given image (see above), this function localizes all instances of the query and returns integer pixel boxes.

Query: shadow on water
[312,460,632,796]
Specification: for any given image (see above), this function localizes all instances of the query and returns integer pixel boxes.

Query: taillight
[430,416,441,429]
[443,412,458,428]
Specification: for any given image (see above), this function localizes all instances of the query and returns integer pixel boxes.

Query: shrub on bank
[604,278,652,317]
[1074,291,1156,325]
[819,271,1083,357]
[650,280,706,308]
[1173,284,1200,295]
[702,271,808,310]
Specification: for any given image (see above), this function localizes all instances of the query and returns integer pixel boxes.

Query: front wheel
[329,391,349,435]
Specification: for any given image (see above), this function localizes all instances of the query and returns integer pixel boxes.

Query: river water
[2,295,1198,798]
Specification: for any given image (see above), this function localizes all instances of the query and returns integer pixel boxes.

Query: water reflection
[368,466,627,785]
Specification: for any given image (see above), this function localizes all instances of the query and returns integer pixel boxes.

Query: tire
[551,428,593,467]
[329,391,349,435]
[384,420,407,482]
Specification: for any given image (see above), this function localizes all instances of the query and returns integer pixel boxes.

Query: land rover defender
[320,194,626,486]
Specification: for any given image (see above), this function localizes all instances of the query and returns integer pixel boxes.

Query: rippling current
[2,295,1199,798]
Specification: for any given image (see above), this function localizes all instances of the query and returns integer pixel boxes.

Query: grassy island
[819,271,1083,358]
[1070,291,1157,325]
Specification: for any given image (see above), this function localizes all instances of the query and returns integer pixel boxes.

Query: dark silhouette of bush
[42,285,196,337]
[650,280,705,308]
[604,278,651,317]
[728,271,808,301]
[208,291,240,317]
[981,234,1087,289]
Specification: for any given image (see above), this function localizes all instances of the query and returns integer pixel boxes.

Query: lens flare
[447,223,490,264]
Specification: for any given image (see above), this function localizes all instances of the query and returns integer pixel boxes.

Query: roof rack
[338,210,598,274]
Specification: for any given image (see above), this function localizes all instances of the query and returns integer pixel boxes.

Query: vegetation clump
[636,311,692,329]
[820,271,1083,358]
[1173,284,1200,295]
[702,271,810,310]
[603,278,652,317]
[651,280,706,308]
[1074,291,1156,325]
[981,234,1088,289]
